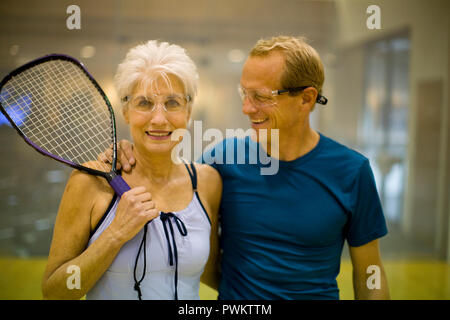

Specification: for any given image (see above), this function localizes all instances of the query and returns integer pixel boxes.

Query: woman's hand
[98,140,135,173]
[108,186,159,243]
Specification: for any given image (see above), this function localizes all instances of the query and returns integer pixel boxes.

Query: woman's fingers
[111,187,158,243]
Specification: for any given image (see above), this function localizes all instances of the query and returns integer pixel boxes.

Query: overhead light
[228,49,245,63]
[80,45,96,59]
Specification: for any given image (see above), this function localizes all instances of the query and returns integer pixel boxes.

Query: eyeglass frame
[121,93,192,113]
[238,85,328,106]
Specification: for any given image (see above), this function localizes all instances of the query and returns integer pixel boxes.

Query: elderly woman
[41,40,222,300]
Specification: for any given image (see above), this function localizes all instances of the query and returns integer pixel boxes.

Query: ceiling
[0,0,337,69]
[0,0,338,131]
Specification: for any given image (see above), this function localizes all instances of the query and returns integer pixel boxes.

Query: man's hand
[98,140,135,173]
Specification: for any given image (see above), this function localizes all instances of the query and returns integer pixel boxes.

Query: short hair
[114,40,198,107]
[250,35,325,96]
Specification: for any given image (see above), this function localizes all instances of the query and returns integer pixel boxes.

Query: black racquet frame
[0,54,130,196]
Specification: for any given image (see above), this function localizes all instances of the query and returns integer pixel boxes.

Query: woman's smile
[145,130,173,140]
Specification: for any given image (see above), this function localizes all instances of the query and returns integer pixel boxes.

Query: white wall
[332,0,449,258]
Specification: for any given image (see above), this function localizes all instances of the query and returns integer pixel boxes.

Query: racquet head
[0,54,130,196]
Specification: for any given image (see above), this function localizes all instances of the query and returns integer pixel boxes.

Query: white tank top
[86,163,211,300]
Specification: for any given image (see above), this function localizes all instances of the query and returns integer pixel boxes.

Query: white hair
[114,40,198,107]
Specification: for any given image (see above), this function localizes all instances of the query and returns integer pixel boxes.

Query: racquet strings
[0,59,113,173]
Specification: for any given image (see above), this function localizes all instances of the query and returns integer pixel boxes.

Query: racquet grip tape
[109,175,131,197]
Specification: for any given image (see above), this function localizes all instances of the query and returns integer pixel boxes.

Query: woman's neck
[128,147,179,185]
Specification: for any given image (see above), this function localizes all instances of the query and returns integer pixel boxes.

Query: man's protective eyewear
[238,85,328,107]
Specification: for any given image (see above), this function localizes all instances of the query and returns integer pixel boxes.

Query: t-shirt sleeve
[346,159,388,247]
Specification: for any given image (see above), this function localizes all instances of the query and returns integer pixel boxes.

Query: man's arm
[348,239,390,300]
[196,164,222,291]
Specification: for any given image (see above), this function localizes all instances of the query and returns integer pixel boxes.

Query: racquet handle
[109,174,131,197]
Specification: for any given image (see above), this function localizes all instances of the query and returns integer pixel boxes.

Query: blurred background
[0,0,449,299]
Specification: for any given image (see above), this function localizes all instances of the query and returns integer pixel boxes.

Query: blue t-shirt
[199,133,388,300]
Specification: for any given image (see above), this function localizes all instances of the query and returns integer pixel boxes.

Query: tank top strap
[89,193,118,239]
[181,160,211,226]
[182,160,198,192]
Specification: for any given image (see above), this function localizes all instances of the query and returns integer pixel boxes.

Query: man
[115,36,390,300]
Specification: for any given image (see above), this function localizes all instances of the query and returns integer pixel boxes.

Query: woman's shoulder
[68,163,110,191]
[192,162,222,188]
[61,165,115,231]
[191,162,222,216]
[64,162,114,206]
